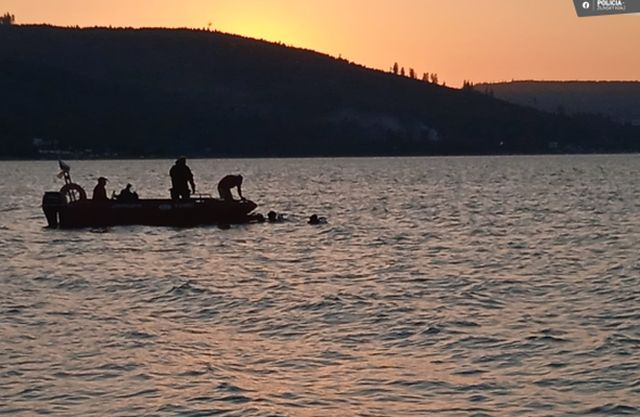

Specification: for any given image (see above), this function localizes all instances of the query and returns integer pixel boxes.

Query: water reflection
[1,156,639,416]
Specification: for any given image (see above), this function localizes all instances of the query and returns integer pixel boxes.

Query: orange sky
[3,0,639,86]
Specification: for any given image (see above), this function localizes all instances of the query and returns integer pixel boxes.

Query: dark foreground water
[1,156,639,416]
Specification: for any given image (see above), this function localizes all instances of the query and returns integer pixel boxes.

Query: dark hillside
[0,25,638,157]
[476,81,640,126]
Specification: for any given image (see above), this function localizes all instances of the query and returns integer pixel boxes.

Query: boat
[42,162,259,229]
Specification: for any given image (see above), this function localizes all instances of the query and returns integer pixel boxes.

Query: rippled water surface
[1,156,640,416]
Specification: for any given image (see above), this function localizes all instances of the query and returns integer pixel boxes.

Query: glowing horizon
[3,0,639,86]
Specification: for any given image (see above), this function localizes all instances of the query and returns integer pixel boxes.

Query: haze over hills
[476,81,640,127]
[0,24,638,157]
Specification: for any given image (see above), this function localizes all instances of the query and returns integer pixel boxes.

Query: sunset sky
[3,0,639,86]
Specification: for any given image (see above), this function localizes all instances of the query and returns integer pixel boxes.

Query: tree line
[1,12,15,25]
[390,62,441,85]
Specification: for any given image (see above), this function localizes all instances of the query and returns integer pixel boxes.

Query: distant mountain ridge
[0,25,638,157]
[475,81,640,126]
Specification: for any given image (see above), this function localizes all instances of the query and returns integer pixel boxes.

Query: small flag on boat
[57,160,70,178]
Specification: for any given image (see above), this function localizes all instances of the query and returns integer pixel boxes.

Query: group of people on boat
[92,157,244,202]
[89,157,326,225]
[92,178,139,202]
[169,156,244,202]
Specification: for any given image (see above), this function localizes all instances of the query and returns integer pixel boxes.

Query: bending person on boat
[170,157,196,200]
[217,175,244,201]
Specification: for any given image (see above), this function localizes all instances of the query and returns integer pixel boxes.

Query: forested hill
[1,24,638,157]
[476,81,640,127]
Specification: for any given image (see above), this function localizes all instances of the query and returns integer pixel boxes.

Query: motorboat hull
[42,192,258,228]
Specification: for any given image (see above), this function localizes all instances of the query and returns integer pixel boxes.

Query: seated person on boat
[92,177,109,202]
[116,183,139,202]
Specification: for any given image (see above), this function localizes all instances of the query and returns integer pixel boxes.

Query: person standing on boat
[217,175,244,201]
[170,157,196,200]
[92,177,109,201]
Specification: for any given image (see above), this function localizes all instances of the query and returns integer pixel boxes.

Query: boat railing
[192,193,213,200]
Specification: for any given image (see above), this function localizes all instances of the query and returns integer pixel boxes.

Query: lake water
[1,156,639,416]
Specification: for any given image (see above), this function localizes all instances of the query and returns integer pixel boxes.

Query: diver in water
[170,157,196,200]
[308,214,327,225]
[267,210,285,223]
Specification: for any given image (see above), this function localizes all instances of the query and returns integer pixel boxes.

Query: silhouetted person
[217,175,243,201]
[170,157,195,200]
[92,177,109,202]
[308,214,327,225]
[268,210,284,223]
[117,183,139,202]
